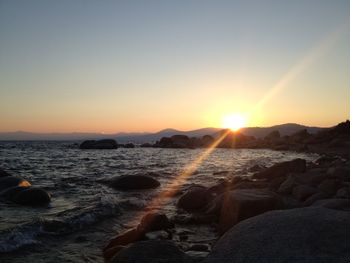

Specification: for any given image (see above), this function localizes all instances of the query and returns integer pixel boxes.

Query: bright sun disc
[222,114,247,131]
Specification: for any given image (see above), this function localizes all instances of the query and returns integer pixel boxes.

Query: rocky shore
[102,120,350,262]
[142,120,350,158]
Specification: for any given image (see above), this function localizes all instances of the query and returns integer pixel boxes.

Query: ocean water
[0,141,318,262]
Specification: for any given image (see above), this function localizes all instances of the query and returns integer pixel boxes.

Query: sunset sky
[1,1,350,133]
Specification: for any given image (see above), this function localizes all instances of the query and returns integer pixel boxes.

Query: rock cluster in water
[79,139,135,149]
[0,169,51,206]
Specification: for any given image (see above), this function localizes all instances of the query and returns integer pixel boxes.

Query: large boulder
[217,189,281,233]
[177,186,213,212]
[80,139,118,149]
[253,158,306,180]
[110,240,193,263]
[108,175,160,190]
[204,207,350,263]
[12,187,51,206]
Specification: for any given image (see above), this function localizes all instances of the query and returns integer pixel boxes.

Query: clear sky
[1,0,350,133]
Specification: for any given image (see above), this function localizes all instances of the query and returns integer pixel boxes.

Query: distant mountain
[240,123,327,138]
[0,124,328,142]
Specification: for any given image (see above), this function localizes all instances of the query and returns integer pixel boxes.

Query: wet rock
[277,175,296,194]
[292,185,318,201]
[218,189,281,233]
[0,185,27,200]
[336,187,350,199]
[204,207,350,263]
[253,158,306,180]
[327,166,350,179]
[207,179,230,196]
[12,187,51,206]
[268,176,286,191]
[104,245,126,261]
[317,179,339,197]
[138,212,173,232]
[296,170,328,186]
[79,139,118,149]
[104,228,145,254]
[0,176,31,191]
[108,175,160,190]
[177,186,213,212]
[110,240,193,263]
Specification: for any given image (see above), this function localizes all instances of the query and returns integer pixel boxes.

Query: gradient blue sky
[1,0,350,132]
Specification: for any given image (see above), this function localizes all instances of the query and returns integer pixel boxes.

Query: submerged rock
[205,207,350,263]
[110,240,193,263]
[13,187,51,206]
[79,139,118,149]
[108,175,160,190]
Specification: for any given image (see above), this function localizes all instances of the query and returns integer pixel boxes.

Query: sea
[0,141,318,262]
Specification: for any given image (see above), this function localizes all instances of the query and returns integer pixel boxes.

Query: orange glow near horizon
[222,113,248,132]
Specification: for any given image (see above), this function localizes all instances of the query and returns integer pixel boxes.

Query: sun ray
[251,22,349,116]
[129,129,231,223]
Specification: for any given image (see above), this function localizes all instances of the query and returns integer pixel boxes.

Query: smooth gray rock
[111,240,193,263]
[205,207,350,263]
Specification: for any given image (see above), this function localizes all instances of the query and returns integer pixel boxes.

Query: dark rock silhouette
[177,186,213,212]
[13,187,51,206]
[108,175,160,190]
[253,158,306,180]
[0,169,51,206]
[80,139,118,149]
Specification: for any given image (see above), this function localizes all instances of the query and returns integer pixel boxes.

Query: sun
[222,113,247,132]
